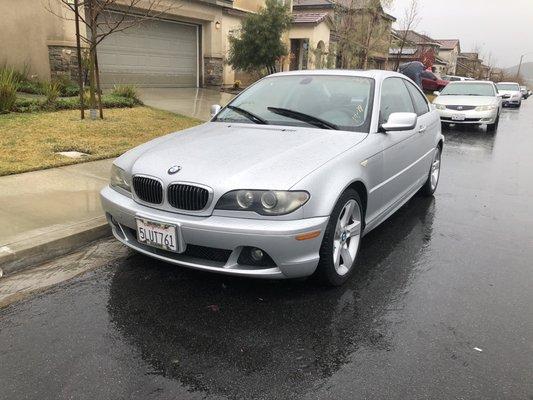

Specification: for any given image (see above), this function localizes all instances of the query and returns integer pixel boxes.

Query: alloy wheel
[332,199,362,276]
[430,148,441,191]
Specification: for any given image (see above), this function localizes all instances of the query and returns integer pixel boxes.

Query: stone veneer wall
[48,45,83,81]
[204,56,223,86]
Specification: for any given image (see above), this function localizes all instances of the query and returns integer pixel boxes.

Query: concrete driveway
[138,88,235,121]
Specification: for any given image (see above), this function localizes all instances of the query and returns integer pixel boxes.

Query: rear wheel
[314,189,363,286]
[420,146,441,196]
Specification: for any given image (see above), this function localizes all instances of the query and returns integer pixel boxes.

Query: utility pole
[516,54,525,81]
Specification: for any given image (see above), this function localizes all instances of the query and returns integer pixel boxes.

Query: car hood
[121,122,367,190]
[497,90,521,96]
[434,95,498,106]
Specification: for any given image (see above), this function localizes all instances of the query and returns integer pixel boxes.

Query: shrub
[13,97,44,113]
[111,84,139,101]
[18,80,44,95]
[52,75,80,97]
[0,67,19,113]
[42,81,61,105]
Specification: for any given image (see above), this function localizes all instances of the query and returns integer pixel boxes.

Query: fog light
[250,248,264,261]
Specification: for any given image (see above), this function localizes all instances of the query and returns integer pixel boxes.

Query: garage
[97,14,199,87]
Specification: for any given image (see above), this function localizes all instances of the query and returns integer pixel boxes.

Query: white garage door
[98,15,198,87]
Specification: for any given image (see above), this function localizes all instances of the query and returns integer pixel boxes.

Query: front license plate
[136,218,178,252]
[452,114,466,121]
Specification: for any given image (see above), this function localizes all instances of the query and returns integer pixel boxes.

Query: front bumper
[437,108,498,124]
[502,97,521,106]
[100,186,328,279]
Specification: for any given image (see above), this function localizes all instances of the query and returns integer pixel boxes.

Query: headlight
[475,105,497,111]
[215,190,309,215]
[434,103,446,110]
[110,165,131,193]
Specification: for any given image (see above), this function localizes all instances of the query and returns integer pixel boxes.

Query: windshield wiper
[267,107,339,130]
[225,105,267,125]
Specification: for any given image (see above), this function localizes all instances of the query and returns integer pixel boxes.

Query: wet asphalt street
[1,102,533,400]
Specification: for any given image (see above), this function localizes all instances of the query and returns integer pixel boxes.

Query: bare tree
[393,0,420,70]
[46,0,174,119]
[333,0,394,70]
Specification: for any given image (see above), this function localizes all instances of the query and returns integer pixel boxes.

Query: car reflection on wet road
[1,103,532,400]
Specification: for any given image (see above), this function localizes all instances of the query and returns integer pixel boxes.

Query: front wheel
[420,146,441,196]
[313,189,363,286]
[487,115,499,132]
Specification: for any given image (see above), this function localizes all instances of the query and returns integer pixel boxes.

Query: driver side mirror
[433,91,440,96]
[380,112,418,132]
[210,104,222,118]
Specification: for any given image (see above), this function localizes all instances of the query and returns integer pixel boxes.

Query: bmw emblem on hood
[168,165,181,175]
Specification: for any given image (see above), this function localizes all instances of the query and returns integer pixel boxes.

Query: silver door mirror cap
[380,112,418,132]
[210,104,222,118]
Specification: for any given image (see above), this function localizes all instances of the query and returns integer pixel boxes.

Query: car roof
[269,69,404,80]
[447,80,494,84]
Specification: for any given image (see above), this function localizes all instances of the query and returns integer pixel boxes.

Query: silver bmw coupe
[100,70,443,286]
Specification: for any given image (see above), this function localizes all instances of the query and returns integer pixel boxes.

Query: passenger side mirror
[380,112,418,132]
[433,91,440,96]
[210,104,222,118]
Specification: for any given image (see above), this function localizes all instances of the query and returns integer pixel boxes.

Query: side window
[403,80,430,116]
[380,78,415,124]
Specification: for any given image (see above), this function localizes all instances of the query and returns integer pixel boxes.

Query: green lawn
[0,107,201,176]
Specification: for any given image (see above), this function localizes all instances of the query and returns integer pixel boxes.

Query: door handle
[419,126,427,133]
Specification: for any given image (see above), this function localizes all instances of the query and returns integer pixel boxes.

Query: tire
[420,146,441,196]
[487,115,499,132]
[517,101,522,108]
[313,189,363,286]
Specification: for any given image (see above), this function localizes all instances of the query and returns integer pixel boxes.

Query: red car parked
[422,76,449,92]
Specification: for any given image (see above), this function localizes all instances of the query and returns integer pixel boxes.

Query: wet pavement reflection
[1,104,532,399]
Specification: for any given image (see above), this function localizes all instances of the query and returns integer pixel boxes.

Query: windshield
[497,83,520,91]
[215,75,375,132]
[440,82,495,96]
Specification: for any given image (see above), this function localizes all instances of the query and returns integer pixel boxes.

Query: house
[436,39,460,75]
[389,30,440,68]
[0,0,264,88]
[388,30,446,73]
[289,0,395,71]
[456,52,483,79]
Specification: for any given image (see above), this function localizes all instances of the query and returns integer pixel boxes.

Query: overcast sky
[386,0,533,68]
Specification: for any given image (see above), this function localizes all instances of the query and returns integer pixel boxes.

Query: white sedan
[433,81,502,131]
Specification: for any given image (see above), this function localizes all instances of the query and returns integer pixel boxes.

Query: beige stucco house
[436,39,460,75]
[0,0,265,87]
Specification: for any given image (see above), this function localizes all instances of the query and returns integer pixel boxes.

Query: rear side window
[403,80,430,116]
[380,78,415,124]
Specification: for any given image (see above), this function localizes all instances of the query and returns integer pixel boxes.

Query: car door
[377,77,420,214]
[403,79,437,180]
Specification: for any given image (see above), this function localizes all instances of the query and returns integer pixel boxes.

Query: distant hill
[505,62,533,84]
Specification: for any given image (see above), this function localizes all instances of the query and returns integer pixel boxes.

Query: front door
[377,77,421,214]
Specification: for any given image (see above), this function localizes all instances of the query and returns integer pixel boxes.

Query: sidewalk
[0,88,236,276]
[0,159,114,274]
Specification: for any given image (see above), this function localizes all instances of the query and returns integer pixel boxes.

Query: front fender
[292,135,384,222]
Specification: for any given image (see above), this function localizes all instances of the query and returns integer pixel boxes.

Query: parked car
[442,75,475,82]
[520,86,529,99]
[433,81,502,131]
[422,76,449,92]
[101,70,443,286]
[496,82,522,107]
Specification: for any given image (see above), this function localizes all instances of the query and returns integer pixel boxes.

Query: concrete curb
[0,216,111,276]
